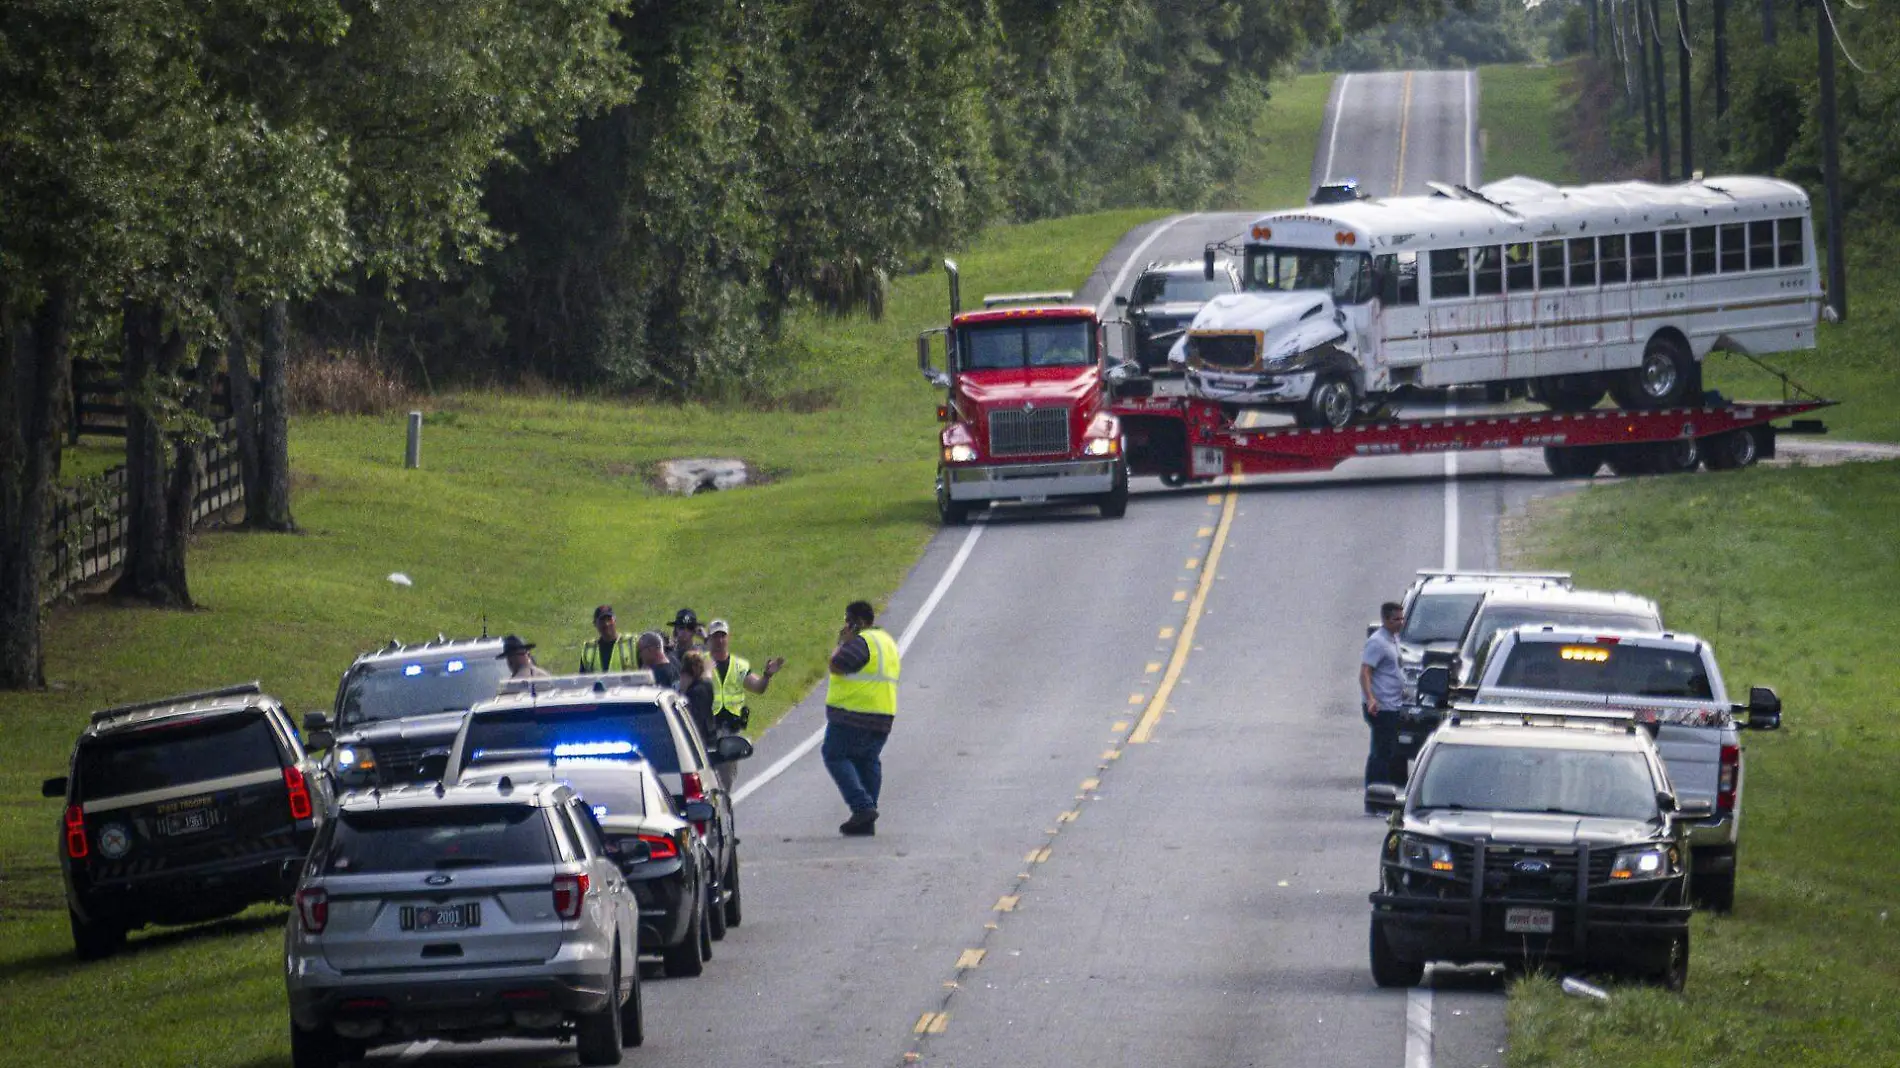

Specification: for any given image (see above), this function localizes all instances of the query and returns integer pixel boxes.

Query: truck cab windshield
[1244,246,1372,305]
[959,320,1093,371]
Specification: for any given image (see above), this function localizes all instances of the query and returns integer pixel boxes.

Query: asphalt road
[381,69,1559,1068]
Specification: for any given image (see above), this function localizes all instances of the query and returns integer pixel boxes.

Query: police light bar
[1413,569,1572,587]
[496,670,656,697]
[90,681,265,723]
[1447,702,1648,730]
[980,291,1075,307]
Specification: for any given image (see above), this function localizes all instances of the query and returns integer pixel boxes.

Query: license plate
[402,903,481,932]
[1504,907,1555,934]
[1397,732,1415,745]
[1017,494,1048,504]
[1192,446,1226,476]
[159,808,219,836]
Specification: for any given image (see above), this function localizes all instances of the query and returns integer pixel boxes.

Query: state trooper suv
[304,636,510,791]
[284,779,642,1067]
[41,682,328,959]
[1367,705,1701,990]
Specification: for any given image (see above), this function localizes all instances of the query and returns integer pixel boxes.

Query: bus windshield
[1243,246,1372,304]
[958,320,1093,371]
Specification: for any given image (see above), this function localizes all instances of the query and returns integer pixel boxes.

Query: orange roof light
[1251,225,1272,241]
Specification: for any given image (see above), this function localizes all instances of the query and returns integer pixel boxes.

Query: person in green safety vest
[823,600,899,837]
[705,619,783,787]
[578,604,637,674]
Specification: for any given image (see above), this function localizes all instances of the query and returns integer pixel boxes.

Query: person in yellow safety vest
[823,600,899,837]
[579,604,638,674]
[704,619,784,788]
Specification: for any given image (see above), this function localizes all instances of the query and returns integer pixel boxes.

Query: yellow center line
[1111,720,1128,731]
[956,949,986,970]
[994,895,1019,912]
[1158,626,1175,639]
[915,1012,949,1034]
[1394,71,1415,197]
[1131,486,1239,743]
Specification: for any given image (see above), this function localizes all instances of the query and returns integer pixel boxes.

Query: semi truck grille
[988,407,1070,457]
[1191,334,1259,369]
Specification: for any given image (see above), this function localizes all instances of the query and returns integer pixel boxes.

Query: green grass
[1478,62,1583,185]
[1228,72,1337,210]
[1504,461,1900,1067]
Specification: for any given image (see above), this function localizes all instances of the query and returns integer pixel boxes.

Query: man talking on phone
[824,600,901,836]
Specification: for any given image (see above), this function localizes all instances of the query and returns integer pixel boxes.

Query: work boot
[839,808,878,836]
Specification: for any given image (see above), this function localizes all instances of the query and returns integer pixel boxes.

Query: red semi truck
[918,261,1130,524]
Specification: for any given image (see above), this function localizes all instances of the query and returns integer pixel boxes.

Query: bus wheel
[1702,428,1762,470]
[1298,375,1358,429]
[1612,335,1696,409]
[1543,446,1602,478]
[1540,376,1606,412]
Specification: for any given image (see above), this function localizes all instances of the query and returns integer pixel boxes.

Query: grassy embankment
[1480,61,1900,1067]
[0,78,1334,1068]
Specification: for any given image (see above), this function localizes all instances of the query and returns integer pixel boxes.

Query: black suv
[1118,259,1239,371]
[1366,707,1699,990]
[40,682,329,959]
[304,636,510,791]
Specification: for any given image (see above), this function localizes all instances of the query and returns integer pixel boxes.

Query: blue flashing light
[403,664,423,677]
[553,740,636,758]
[592,805,609,821]
[446,659,466,673]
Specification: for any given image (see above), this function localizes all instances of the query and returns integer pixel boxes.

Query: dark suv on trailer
[1119,259,1240,371]
[1366,706,1700,990]
[305,636,510,791]
[41,682,329,959]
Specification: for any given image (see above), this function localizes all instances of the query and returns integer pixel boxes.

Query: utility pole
[1651,0,1672,179]
[1817,0,1846,319]
[1677,0,1694,178]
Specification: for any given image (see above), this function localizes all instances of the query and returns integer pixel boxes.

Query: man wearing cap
[636,631,680,690]
[705,619,784,787]
[666,608,704,663]
[499,635,551,679]
[824,601,900,836]
[579,605,637,674]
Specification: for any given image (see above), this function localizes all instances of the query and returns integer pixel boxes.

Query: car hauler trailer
[1111,394,1831,484]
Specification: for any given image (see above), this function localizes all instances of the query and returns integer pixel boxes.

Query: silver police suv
[284,779,642,1067]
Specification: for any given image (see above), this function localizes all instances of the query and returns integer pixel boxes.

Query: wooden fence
[69,360,249,442]
[41,416,248,604]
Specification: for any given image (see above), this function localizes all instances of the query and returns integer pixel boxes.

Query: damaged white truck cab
[1172,176,1821,428]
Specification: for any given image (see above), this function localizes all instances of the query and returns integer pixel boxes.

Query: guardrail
[41,415,248,604]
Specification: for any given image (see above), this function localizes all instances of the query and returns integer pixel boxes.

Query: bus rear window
[1777,219,1805,267]
[325,805,552,874]
[78,713,283,801]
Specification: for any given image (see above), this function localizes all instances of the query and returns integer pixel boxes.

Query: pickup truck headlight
[332,745,377,779]
[1396,834,1456,874]
[944,443,979,464]
[1609,845,1680,881]
[1083,436,1119,457]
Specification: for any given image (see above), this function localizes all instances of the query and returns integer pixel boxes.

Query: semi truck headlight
[1083,436,1119,457]
[944,443,978,464]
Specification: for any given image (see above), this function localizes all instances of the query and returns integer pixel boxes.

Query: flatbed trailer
[1111,395,1833,483]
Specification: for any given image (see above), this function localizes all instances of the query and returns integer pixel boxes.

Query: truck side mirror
[1743,686,1782,730]
[303,711,331,732]
[682,800,717,823]
[1365,623,1378,637]
[1114,294,1129,307]
[918,330,951,388]
[713,735,755,763]
[42,776,68,799]
[1415,665,1451,707]
[1203,247,1216,281]
[1364,783,1402,812]
[307,730,336,752]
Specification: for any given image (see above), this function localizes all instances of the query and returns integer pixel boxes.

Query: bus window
[1690,226,1717,275]
[1660,231,1688,278]
[1537,241,1565,289]
[1376,252,1419,305]
[1568,238,1597,287]
[1504,243,1533,291]
[1429,248,1471,299]
[1630,232,1658,281]
[1600,234,1628,284]
[1474,246,1504,296]
[1748,221,1776,270]
[1777,219,1805,267]
[1718,224,1746,273]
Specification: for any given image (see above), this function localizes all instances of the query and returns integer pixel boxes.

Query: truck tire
[289,1022,343,1068]
[69,908,125,961]
[707,878,728,941]
[1543,446,1602,479]
[575,953,625,1065]
[1611,335,1697,409]
[724,851,743,928]
[1702,428,1761,470]
[935,469,970,526]
[1651,438,1701,474]
[1694,870,1737,914]
[661,897,706,977]
[1297,375,1358,429]
[1369,916,1424,988]
[1097,461,1129,518]
[621,954,645,1047]
[1539,375,1607,412]
[1646,929,1689,993]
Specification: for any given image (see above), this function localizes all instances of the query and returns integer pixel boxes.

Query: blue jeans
[822,721,888,813]
[1364,704,1405,791]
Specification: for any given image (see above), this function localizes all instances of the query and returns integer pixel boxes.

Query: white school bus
[1170,176,1822,428]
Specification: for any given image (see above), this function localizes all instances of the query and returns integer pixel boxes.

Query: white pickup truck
[1424,625,1783,913]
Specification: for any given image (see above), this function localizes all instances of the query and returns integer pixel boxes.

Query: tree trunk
[223,296,263,511]
[1714,0,1729,155]
[159,340,223,608]
[1591,0,1601,55]
[1637,0,1656,154]
[1818,0,1846,321]
[1676,0,1693,179]
[1651,0,1671,178]
[0,280,73,690]
[1761,0,1774,46]
[110,302,192,606]
[248,298,297,531]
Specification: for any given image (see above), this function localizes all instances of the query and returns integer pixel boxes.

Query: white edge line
[730,521,987,806]
[1323,72,1352,185]
[1405,986,1434,1068]
[1097,214,1197,319]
